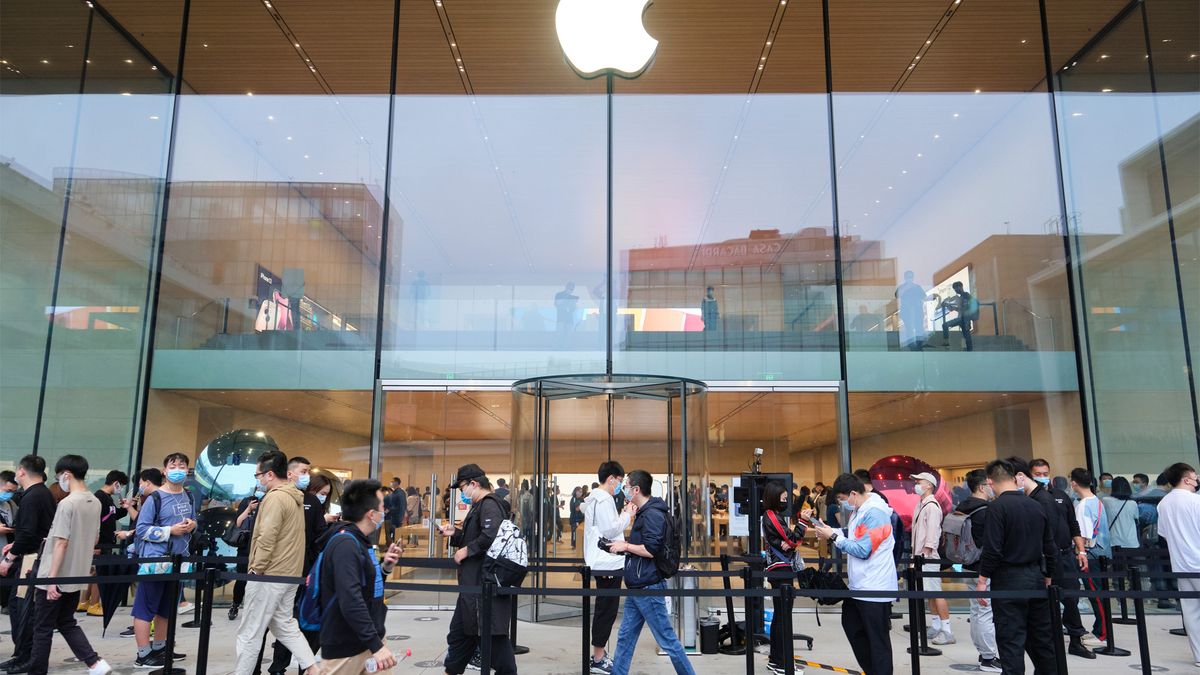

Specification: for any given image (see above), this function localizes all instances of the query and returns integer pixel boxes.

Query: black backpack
[653,506,682,580]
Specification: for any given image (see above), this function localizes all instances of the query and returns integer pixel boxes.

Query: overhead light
[916,152,923,157]
[887,186,894,190]
[303,154,310,159]
[203,43,209,48]
[120,92,132,96]
[1071,112,1083,117]
[124,59,133,64]
[1100,88,1112,93]
[149,115,160,120]
[1099,54,1109,59]
[932,134,939,139]
[1161,39,1171,43]
[1021,39,1027,44]
[246,91,253,96]
[952,112,959,117]
[901,169,907,174]
[286,136,293,141]
[267,115,274,120]
[66,44,74,48]
[41,59,49,64]
[151,65,157,70]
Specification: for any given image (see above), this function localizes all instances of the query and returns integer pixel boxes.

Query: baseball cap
[910,472,939,486]
[450,463,487,490]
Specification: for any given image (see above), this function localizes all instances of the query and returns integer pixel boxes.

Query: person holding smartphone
[761,481,809,675]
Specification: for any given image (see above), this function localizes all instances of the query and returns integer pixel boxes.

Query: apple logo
[556,0,658,78]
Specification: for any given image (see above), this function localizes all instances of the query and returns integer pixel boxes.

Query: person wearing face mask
[130,453,195,668]
[79,471,130,617]
[233,450,322,675]
[0,471,18,619]
[436,464,517,675]
[954,469,1000,672]
[582,461,635,674]
[266,457,329,675]
[227,482,265,621]
[761,480,809,675]
[1069,467,1111,646]
[1026,458,1095,656]
[1156,462,1200,666]
[909,471,953,645]
[1098,472,1114,497]
[811,472,897,675]
[0,456,56,674]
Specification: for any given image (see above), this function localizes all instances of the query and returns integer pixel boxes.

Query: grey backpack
[941,506,986,565]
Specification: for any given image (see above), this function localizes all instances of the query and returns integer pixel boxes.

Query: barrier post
[742,566,755,675]
[582,566,592,675]
[781,583,795,675]
[1047,584,1068,675]
[480,579,494,675]
[1112,549,1135,625]
[905,566,921,675]
[1130,567,1152,672]
[194,566,218,675]
[1094,558,1131,657]
[510,599,528,655]
[149,554,185,675]
[909,554,941,657]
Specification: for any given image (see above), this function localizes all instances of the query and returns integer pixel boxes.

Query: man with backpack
[910,471,952,644]
[309,479,403,674]
[437,464,517,675]
[940,280,977,351]
[951,469,999,672]
[607,470,693,675]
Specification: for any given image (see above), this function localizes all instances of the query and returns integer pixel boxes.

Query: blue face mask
[840,499,856,512]
[0,492,12,502]
[254,490,265,499]
[622,485,633,501]
[459,490,472,506]
[166,469,187,485]
[296,474,310,490]
[1101,479,1112,489]
[317,493,327,504]
[1033,477,1050,486]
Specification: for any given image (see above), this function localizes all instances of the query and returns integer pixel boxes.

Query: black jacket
[301,492,328,574]
[317,523,386,659]
[94,489,128,549]
[979,490,1057,579]
[956,496,989,572]
[624,496,670,589]
[1030,484,1081,551]
[449,492,512,636]
[9,483,56,557]
[762,510,806,570]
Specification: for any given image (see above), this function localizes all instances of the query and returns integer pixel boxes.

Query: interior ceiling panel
[80,0,1142,96]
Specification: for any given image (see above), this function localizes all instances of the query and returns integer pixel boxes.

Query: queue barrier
[1,552,1197,675]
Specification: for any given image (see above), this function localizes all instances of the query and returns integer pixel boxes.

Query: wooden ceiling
[2,0,1174,95]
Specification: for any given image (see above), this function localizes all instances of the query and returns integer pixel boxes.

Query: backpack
[299,530,369,632]
[965,294,980,321]
[941,506,986,565]
[482,495,528,587]
[653,505,682,580]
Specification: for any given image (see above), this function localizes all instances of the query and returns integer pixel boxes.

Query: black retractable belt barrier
[480,578,494,675]
[908,555,941,658]
[195,566,218,675]
[1112,547,1137,625]
[1047,584,1068,675]
[905,566,922,675]
[1093,557,1131,657]
[510,597,528,655]
[149,554,186,675]
[1130,566,1153,673]
[742,566,755,675]
[581,565,592,675]
[719,554,746,655]
[781,583,796,675]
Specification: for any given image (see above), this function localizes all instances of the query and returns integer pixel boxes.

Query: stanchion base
[1129,665,1168,672]
[907,646,943,656]
[1111,618,1138,625]
[718,646,747,656]
[512,644,530,655]
[148,667,186,675]
[1093,646,1132,657]
[1169,628,1187,637]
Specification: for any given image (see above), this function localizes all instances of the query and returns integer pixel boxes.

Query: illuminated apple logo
[555,0,658,78]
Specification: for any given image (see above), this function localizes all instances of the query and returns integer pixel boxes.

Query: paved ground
[5,603,1195,674]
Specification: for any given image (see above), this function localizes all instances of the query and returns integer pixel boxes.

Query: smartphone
[598,537,614,553]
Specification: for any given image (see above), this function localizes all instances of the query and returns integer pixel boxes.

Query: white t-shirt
[1157,488,1200,573]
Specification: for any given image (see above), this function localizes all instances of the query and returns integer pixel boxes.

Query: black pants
[840,599,892,675]
[28,589,99,675]
[445,596,517,675]
[768,578,794,666]
[592,575,622,651]
[992,563,1058,675]
[8,592,30,661]
[943,317,973,350]
[1082,555,1108,640]
[232,547,250,606]
[1054,550,1085,638]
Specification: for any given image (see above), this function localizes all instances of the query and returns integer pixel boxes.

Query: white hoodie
[833,492,898,602]
[582,488,630,571]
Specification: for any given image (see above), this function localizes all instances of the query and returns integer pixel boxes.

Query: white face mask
[913,483,926,496]
[58,473,71,492]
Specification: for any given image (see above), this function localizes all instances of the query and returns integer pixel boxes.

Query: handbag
[222,521,249,548]
[795,554,847,606]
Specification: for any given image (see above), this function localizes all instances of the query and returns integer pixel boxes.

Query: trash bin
[699,616,721,654]
[672,567,699,650]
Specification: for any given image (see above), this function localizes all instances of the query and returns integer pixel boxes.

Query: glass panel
[613,0,837,381]
[380,0,606,380]
[1053,2,1200,470]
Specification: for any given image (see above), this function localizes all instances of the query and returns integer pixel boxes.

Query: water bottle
[364,657,378,673]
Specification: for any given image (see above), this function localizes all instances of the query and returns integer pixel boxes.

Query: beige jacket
[911,494,943,558]
[248,482,306,577]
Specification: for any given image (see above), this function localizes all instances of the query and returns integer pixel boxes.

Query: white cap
[910,472,939,487]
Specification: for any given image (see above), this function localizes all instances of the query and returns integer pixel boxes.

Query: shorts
[132,580,174,622]
[921,562,943,592]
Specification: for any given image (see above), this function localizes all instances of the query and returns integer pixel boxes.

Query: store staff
[976,457,1058,675]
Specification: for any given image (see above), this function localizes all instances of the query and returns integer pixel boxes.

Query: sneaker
[1068,640,1097,659]
[467,650,481,671]
[176,601,194,614]
[134,650,165,669]
[926,625,939,641]
[1080,632,1104,649]
[590,653,614,674]
[86,659,112,675]
[978,657,1002,673]
[120,626,135,638]
[86,603,103,617]
[228,604,240,621]
[155,648,186,662]
[765,662,787,674]
[931,630,956,645]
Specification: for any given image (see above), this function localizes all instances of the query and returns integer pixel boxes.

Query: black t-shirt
[94,489,128,548]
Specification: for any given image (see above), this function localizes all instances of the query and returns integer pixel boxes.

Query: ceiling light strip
[890,0,963,93]
[260,0,334,95]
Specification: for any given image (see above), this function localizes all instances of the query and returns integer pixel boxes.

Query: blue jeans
[611,582,696,675]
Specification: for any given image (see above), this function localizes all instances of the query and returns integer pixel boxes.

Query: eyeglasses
[254,471,268,479]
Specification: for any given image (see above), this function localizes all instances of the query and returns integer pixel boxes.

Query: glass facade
[2,0,1197,495]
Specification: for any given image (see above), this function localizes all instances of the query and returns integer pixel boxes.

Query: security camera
[754,447,764,456]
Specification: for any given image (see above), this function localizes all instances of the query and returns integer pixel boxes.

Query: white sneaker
[931,630,956,645]
[87,659,113,675]
[177,601,194,614]
[1080,632,1104,649]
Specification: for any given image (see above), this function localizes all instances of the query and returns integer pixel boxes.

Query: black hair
[162,452,190,468]
[258,450,288,479]
[1110,476,1133,500]
[287,456,311,470]
[54,454,88,481]
[1069,467,1093,488]
[831,472,865,498]
[852,468,872,485]
[966,468,988,494]
[1030,458,1050,471]
[598,461,626,484]
[763,480,787,513]
[627,470,652,496]
[497,478,506,487]
[1163,462,1196,488]
[1156,472,1169,486]
[105,470,130,486]
[407,486,418,496]
[0,471,15,486]
[1133,473,1149,483]
[18,455,46,479]
[986,458,1017,482]
[140,468,163,486]
[463,475,492,490]
[341,479,383,523]
[1004,456,1031,480]
[1099,472,1113,480]
[521,479,530,491]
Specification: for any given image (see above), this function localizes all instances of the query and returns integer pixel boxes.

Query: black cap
[450,463,486,490]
